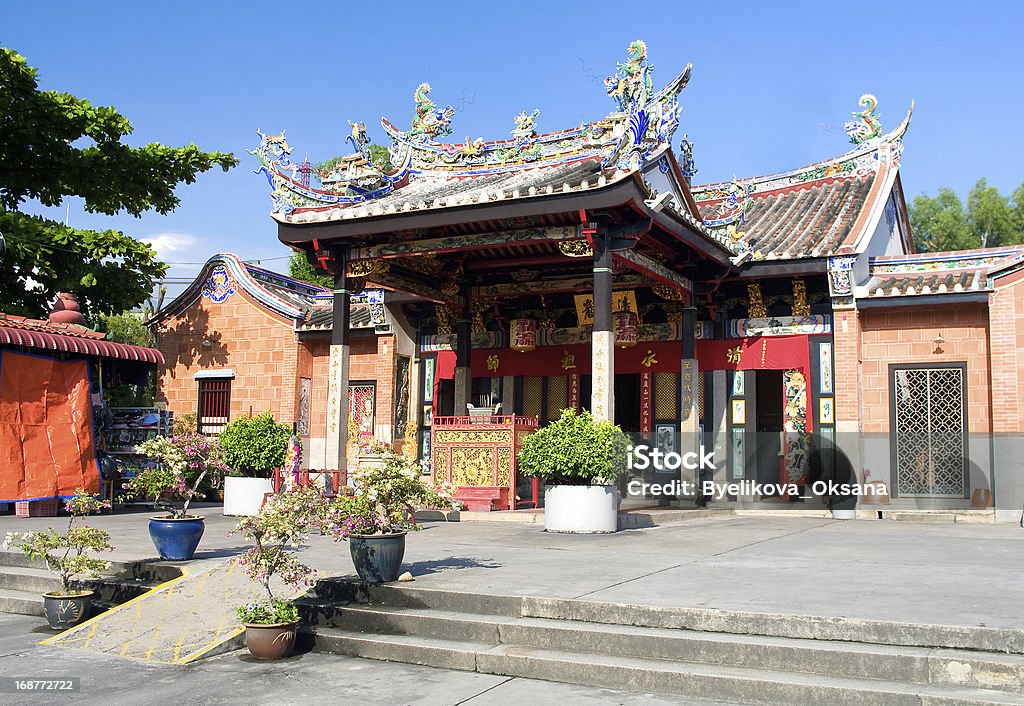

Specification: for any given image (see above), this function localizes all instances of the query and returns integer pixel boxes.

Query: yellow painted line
[176,585,313,665]
[40,566,194,647]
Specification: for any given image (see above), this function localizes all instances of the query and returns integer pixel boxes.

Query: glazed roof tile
[863,246,1024,298]
[286,160,611,225]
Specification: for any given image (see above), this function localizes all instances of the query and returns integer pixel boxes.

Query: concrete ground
[0,613,736,705]
[2,506,1024,703]
[3,505,1024,629]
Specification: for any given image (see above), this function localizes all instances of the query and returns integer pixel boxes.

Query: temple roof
[862,246,1024,299]
[690,101,913,262]
[150,253,382,331]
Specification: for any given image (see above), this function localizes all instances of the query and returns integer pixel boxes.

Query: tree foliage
[0,49,237,318]
[288,251,332,288]
[910,179,1024,252]
[218,411,292,477]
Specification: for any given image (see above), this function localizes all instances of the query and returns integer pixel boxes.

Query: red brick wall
[990,271,1024,434]
[156,290,299,426]
[858,303,990,434]
[832,308,861,428]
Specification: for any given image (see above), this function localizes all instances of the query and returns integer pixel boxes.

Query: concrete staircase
[298,582,1024,705]
[0,550,179,618]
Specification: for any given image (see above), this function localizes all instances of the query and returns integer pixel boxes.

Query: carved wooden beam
[348,225,581,260]
[472,272,649,298]
[613,249,692,293]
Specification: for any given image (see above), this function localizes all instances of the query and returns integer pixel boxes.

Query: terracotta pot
[43,590,93,630]
[244,621,299,660]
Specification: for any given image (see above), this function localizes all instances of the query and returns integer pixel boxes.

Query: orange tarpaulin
[0,351,100,501]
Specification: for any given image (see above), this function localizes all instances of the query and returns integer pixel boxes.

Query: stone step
[0,566,61,594]
[0,587,44,617]
[308,627,1024,706]
[303,603,1024,694]
[308,584,1024,655]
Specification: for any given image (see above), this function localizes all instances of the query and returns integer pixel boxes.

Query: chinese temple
[233,40,1024,519]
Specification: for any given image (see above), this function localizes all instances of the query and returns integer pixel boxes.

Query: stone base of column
[325,344,350,472]
[591,330,615,422]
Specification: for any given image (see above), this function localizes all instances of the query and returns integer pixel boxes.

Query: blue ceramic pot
[349,532,407,583]
[149,516,205,560]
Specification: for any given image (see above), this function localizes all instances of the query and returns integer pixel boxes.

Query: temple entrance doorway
[614,374,641,433]
[754,370,785,495]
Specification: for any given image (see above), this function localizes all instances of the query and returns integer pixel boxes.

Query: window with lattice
[654,372,677,420]
[522,376,543,419]
[891,364,967,498]
[546,376,568,421]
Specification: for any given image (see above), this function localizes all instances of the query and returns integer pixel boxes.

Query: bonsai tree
[218,412,292,478]
[326,441,458,538]
[229,486,325,624]
[3,489,113,595]
[126,433,230,518]
[517,409,630,486]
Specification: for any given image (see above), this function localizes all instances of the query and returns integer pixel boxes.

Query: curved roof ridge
[149,253,309,325]
[692,101,913,195]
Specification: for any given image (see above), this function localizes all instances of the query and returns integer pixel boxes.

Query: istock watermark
[627,444,716,472]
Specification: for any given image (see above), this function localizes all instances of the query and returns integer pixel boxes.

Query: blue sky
[5,1,1022,299]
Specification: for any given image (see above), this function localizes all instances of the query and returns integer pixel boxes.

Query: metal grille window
[891,365,967,498]
[198,379,231,435]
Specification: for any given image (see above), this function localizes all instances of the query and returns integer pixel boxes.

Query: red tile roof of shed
[0,314,164,364]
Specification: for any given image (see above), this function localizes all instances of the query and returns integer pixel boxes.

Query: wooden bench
[454,486,508,512]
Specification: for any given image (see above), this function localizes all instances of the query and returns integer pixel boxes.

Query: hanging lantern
[614,310,639,348]
[509,318,537,353]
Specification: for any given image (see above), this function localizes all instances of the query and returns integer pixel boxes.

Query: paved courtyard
[2,508,1023,703]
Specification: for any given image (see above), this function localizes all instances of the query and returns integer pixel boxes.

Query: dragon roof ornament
[253,42,693,214]
[845,94,883,145]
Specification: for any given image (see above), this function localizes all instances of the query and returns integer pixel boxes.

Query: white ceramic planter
[222,477,274,516]
[831,508,857,520]
[544,484,619,534]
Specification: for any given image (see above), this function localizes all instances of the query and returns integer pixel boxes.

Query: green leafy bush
[517,409,630,486]
[218,412,292,477]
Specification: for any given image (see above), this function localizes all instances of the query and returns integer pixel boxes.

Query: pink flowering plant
[2,488,113,595]
[126,433,230,519]
[325,441,459,539]
[228,486,324,625]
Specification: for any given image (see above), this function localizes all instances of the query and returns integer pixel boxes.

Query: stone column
[680,307,702,501]
[325,247,351,472]
[591,228,615,421]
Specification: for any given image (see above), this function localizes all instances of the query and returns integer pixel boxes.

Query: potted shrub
[518,409,630,533]
[3,488,113,629]
[126,433,229,560]
[325,441,457,583]
[229,486,324,659]
[218,412,292,516]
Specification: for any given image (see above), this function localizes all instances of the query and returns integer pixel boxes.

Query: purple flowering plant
[2,488,113,595]
[228,486,324,625]
[324,441,459,539]
[125,433,230,519]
